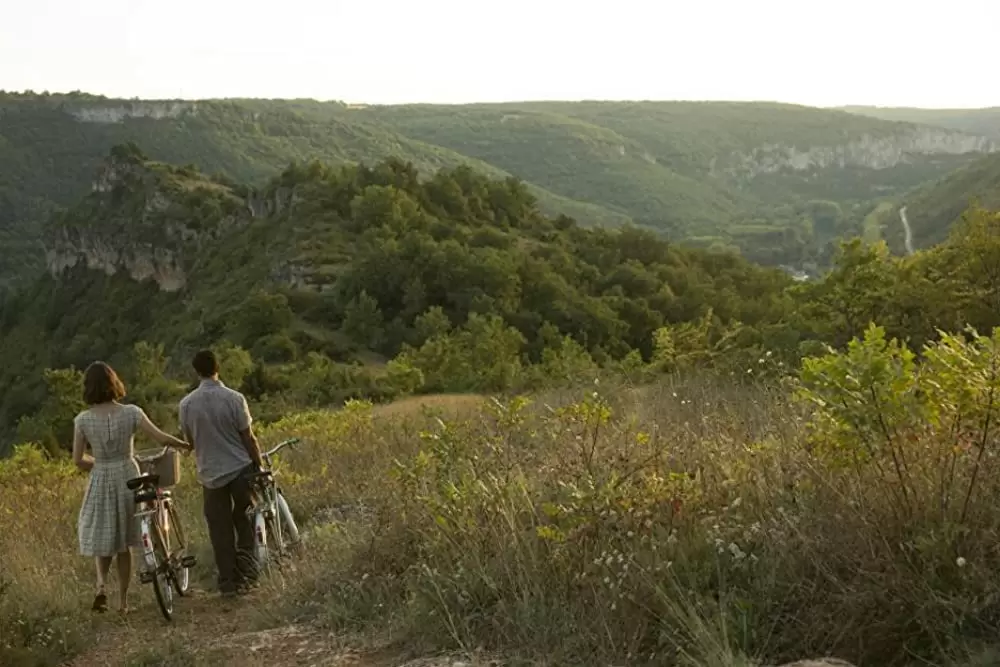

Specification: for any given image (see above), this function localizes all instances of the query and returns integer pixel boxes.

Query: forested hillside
[4,146,1000,456]
[0,145,792,449]
[875,152,1000,251]
[2,92,996,288]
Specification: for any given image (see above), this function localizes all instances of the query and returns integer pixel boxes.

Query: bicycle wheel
[150,522,174,621]
[252,510,270,574]
[276,491,304,555]
[166,502,191,596]
[266,513,282,559]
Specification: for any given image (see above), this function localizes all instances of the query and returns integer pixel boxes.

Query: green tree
[215,341,254,391]
[15,368,86,456]
[341,290,385,349]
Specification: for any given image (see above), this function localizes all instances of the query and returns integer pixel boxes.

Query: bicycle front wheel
[166,502,191,596]
[252,511,270,574]
[151,523,174,621]
[276,491,304,556]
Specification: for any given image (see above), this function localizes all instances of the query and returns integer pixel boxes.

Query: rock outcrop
[45,232,187,291]
[69,102,196,124]
[45,150,251,292]
[720,127,997,181]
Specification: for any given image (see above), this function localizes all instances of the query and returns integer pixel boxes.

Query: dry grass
[3,372,1000,666]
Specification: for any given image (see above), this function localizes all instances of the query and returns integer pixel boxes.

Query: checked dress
[75,404,145,557]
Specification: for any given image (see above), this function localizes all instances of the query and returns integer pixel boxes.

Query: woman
[72,361,191,614]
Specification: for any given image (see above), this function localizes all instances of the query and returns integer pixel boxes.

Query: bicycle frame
[247,438,300,563]
[134,449,171,576]
[130,447,194,620]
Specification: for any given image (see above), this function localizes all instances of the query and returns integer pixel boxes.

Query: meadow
[3,327,1000,666]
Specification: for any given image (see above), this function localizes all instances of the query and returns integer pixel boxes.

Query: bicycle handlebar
[135,447,169,464]
[263,437,301,459]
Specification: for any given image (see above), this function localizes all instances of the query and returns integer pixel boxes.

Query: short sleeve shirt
[178,379,253,488]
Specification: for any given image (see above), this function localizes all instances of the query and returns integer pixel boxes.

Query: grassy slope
[8,375,1000,667]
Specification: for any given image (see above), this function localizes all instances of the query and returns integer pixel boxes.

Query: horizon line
[3,89,1000,112]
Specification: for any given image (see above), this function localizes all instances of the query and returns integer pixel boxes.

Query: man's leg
[203,483,239,594]
[230,466,259,585]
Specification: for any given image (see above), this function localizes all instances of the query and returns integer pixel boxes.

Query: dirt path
[62,585,479,667]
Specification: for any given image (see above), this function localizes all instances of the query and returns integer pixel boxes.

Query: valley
[3,93,1000,290]
[4,91,1000,667]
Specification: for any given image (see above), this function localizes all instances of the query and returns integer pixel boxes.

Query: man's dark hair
[192,349,220,378]
[83,361,127,405]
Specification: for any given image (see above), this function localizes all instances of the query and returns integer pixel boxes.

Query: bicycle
[128,448,196,621]
[246,438,304,573]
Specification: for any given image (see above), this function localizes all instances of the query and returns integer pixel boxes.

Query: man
[179,349,263,596]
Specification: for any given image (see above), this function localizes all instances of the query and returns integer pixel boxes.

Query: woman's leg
[93,556,112,611]
[115,550,133,612]
[95,556,112,592]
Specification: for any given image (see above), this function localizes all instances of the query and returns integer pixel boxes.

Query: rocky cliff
[719,126,997,181]
[43,148,253,292]
[69,101,197,124]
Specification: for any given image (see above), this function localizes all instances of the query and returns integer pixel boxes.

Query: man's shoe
[219,582,240,598]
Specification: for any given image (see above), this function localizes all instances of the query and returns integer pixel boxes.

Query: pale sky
[3,0,998,108]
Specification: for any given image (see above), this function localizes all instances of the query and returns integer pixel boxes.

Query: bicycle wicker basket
[137,448,181,488]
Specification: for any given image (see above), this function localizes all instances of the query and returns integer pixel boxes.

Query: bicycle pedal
[181,555,197,568]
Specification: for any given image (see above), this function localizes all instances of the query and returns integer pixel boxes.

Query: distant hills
[837,107,1000,250]
[840,105,1000,139]
[3,92,999,287]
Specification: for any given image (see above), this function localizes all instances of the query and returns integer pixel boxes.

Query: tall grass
[4,352,1000,666]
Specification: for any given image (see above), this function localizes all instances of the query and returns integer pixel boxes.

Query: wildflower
[957,556,967,568]
[728,543,746,560]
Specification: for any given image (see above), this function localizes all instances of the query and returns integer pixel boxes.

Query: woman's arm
[137,409,192,452]
[72,422,95,471]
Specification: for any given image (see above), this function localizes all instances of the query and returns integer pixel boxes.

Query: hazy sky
[3,0,998,108]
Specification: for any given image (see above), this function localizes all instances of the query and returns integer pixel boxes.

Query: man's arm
[235,394,263,468]
[178,402,195,452]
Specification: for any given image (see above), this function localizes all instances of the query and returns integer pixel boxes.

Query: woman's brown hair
[83,361,126,405]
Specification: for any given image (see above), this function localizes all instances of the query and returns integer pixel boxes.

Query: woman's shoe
[91,592,109,613]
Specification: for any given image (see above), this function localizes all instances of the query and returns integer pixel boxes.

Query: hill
[6,148,1000,666]
[834,106,1000,251]
[0,146,795,447]
[868,152,1000,252]
[840,105,1000,139]
[2,92,998,287]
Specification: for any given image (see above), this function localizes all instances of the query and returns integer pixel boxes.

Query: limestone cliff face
[69,102,197,124]
[717,127,998,180]
[44,152,260,292]
[45,232,187,291]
